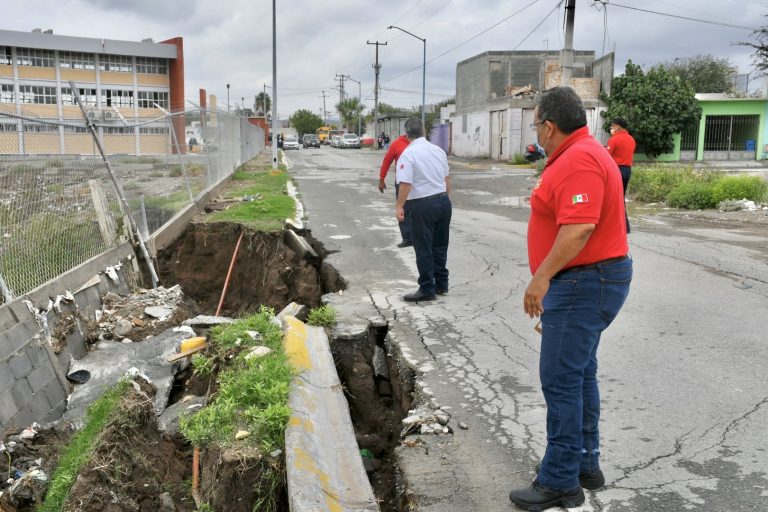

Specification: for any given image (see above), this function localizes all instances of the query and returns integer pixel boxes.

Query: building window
[0,83,14,103]
[16,48,55,67]
[136,57,168,75]
[24,121,59,133]
[0,121,18,132]
[103,126,133,134]
[99,54,133,72]
[137,91,169,109]
[18,85,57,104]
[139,124,169,134]
[61,87,98,107]
[102,89,135,108]
[0,47,12,65]
[59,51,96,70]
[61,122,90,133]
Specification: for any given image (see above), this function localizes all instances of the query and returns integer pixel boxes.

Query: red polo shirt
[379,135,410,181]
[607,129,636,166]
[528,126,628,275]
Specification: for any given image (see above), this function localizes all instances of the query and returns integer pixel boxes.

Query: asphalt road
[286,145,768,512]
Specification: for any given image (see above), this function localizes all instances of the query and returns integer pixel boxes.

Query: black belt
[555,255,628,277]
[407,192,448,203]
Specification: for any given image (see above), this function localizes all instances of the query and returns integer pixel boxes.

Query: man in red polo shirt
[607,117,636,233]
[508,87,632,511]
[379,133,412,247]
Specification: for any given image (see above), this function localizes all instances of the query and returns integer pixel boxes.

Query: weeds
[180,307,294,453]
[47,159,65,168]
[307,304,336,327]
[207,171,294,231]
[39,380,130,512]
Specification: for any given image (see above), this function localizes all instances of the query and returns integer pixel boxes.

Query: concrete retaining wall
[0,242,138,432]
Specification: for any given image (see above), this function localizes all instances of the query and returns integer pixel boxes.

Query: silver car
[283,136,300,150]
[340,133,361,149]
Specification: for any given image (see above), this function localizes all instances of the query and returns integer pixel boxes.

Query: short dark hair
[404,117,424,139]
[612,117,628,129]
[536,86,587,134]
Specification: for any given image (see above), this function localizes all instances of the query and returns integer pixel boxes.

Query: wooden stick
[166,343,208,362]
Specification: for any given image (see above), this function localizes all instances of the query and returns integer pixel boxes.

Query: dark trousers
[619,165,631,233]
[407,194,452,295]
[395,182,412,243]
[537,257,632,490]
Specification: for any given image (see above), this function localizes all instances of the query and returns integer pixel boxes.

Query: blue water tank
[745,139,756,151]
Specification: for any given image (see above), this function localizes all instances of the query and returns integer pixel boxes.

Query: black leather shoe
[397,241,413,248]
[509,481,584,511]
[436,288,448,295]
[535,463,605,491]
[404,290,436,302]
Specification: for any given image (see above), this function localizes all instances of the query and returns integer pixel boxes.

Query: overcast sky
[4,0,767,119]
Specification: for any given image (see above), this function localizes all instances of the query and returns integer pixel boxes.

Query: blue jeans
[407,194,451,295]
[537,256,632,490]
[395,182,412,243]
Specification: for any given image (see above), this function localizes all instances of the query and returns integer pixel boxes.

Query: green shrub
[666,182,716,209]
[710,175,768,204]
[168,165,183,177]
[629,166,721,202]
[510,153,528,165]
[307,305,336,327]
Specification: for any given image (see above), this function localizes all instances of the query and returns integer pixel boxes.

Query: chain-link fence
[0,108,264,304]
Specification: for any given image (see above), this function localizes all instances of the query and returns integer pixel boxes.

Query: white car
[340,133,361,149]
[283,136,300,150]
[330,135,342,148]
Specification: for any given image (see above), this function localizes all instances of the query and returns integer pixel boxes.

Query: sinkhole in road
[157,221,413,510]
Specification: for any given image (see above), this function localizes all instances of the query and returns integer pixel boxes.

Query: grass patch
[307,304,336,327]
[47,159,65,168]
[180,307,294,453]
[509,153,529,166]
[39,380,130,512]
[630,164,767,209]
[207,170,294,231]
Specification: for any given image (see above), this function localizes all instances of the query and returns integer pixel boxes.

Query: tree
[255,92,271,116]
[740,19,768,76]
[336,98,365,134]
[602,61,702,160]
[288,109,323,138]
[653,54,734,93]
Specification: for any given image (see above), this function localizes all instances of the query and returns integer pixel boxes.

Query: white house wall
[452,111,490,158]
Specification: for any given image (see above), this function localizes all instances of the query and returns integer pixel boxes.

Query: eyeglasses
[530,120,547,132]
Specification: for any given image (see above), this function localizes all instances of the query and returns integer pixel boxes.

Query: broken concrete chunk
[245,346,273,360]
[372,345,389,379]
[144,305,173,320]
[182,315,235,326]
[114,319,133,337]
[235,430,251,440]
[158,395,206,434]
[276,301,308,321]
[245,330,263,341]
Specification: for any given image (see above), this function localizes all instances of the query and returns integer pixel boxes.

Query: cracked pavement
[287,147,768,511]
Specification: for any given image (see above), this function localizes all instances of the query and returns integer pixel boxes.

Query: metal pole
[272,0,278,171]
[69,81,159,288]
[422,38,426,127]
[561,0,576,86]
[226,83,230,112]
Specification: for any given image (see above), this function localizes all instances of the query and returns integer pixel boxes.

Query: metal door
[702,115,760,160]
[490,110,508,160]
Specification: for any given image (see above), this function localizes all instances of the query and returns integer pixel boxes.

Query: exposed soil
[157,222,323,316]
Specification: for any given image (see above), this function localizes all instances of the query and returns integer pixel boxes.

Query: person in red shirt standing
[606,117,636,233]
[508,87,632,511]
[379,134,412,247]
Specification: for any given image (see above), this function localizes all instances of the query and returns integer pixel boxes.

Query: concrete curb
[282,315,379,512]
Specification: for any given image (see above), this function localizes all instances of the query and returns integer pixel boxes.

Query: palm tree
[255,92,271,116]
[335,98,365,134]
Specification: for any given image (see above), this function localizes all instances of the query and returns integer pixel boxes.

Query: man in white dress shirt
[395,118,452,302]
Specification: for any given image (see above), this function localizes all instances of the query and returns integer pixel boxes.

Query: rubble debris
[401,405,453,437]
[182,315,235,327]
[235,430,251,440]
[244,346,272,360]
[158,395,205,435]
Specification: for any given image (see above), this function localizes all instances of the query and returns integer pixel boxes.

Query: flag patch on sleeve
[572,194,589,204]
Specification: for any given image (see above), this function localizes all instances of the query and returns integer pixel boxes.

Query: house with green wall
[637,94,767,162]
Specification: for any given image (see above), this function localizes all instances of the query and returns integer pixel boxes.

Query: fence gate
[702,115,760,160]
[680,123,700,161]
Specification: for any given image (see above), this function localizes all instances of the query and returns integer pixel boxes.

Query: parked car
[340,133,361,149]
[302,134,321,148]
[330,135,342,148]
[283,135,300,150]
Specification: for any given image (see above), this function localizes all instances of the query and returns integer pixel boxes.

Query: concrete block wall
[0,242,138,433]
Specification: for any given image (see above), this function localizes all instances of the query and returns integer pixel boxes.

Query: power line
[512,1,563,51]
[595,1,757,31]
[382,0,543,85]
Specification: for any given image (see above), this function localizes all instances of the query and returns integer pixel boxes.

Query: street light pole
[387,26,426,127]
[271,0,278,171]
[346,75,362,135]
[226,83,230,113]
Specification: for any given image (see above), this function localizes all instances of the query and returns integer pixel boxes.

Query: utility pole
[334,74,346,104]
[271,0,277,171]
[320,90,328,125]
[367,40,386,136]
[561,0,575,87]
